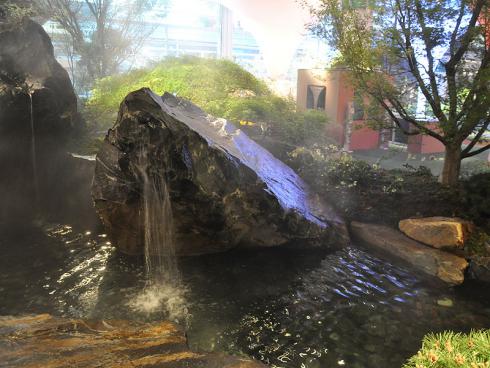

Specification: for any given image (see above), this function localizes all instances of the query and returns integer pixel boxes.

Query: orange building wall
[408,134,445,154]
[297,68,380,150]
[351,121,380,150]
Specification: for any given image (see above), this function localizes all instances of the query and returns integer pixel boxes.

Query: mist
[0,1,489,368]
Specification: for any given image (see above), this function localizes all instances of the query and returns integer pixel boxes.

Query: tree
[34,0,166,93]
[311,0,490,186]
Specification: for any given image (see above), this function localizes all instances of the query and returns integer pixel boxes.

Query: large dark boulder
[92,88,348,255]
[0,19,85,225]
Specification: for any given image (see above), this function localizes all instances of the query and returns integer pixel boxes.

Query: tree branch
[414,0,442,110]
[457,49,490,139]
[446,0,485,68]
[462,143,490,158]
[461,120,490,156]
[395,0,448,127]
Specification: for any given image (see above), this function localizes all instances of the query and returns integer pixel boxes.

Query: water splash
[131,143,188,322]
[128,283,188,322]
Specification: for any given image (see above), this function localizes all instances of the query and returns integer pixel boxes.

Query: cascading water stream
[129,143,188,322]
[138,148,179,284]
[28,92,40,208]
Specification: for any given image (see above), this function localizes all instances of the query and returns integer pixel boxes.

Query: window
[306,85,326,110]
[352,92,364,120]
[392,120,409,144]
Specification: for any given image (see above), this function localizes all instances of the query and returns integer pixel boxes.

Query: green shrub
[290,149,379,190]
[403,330,490,368]
[0,2,33,30]
[465,229,490,256]
[321,154,378,189]
[86,56,328,146]
[462,173,490,230]
[460,160,490,179]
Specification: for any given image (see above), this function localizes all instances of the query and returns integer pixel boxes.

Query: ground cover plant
[403,330,490,368]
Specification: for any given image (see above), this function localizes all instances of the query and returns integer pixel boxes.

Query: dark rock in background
[468,256,490,283]
[93,88,348,255]
[0,19,95,228]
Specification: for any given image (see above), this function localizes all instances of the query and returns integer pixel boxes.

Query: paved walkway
[351,148,489,176]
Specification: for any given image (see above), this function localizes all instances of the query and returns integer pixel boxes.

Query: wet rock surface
[0,314,265,368]
[399,217,474,250]
[351,221,468,285]
[468,256,490,283]
[92,88,348,255]
[0,19,83,225]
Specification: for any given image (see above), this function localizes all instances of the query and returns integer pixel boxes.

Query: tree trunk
[440,145,461,187]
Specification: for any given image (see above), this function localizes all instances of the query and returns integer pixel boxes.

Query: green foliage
[289,147,464,226]
[403,330,490,368]
[461,173,490,230]
[461,160,490,179]
[87,56,328,146]
[320,154,378,189]
[0,1,33,29]
[465,229,490,256]
[311,0,490,186]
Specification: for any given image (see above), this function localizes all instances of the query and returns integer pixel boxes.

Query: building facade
[297,68,446,154]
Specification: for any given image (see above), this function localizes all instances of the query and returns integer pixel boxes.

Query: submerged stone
[92,88,348,255]
[0,314,265,368]
[437,298,454,307]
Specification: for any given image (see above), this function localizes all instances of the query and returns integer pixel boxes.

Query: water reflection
[0,224,489,368]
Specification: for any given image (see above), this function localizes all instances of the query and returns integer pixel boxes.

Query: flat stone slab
[351,221,468,285]
[0,314,265,368]
[399,217,474,250]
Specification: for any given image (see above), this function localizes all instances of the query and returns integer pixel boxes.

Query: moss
[85,56,328,148]
[403,330,490,368]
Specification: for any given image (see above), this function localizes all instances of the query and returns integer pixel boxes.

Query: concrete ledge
[351,221,468,285]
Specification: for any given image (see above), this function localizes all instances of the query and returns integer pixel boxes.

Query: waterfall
[129,145,187,322]
[28,92,40,208]
[138,148,179,284]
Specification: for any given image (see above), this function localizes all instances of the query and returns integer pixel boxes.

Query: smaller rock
[399,217,474,250]
[437,298,454,307]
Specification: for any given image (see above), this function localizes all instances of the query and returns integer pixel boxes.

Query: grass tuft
[403,330,490,368]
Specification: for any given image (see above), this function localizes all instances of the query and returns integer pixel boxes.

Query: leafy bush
[320,154,378,189]
[0,2,33,30]
[86,56,328,146]
[403,330,490,368]
[460,160,490,179]
[461,173,490,230]
[288,147,463,226]
[289,147,381,190]
[465,229,490,256]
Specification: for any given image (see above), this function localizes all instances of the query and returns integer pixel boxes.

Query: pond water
[1,223,489,368]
